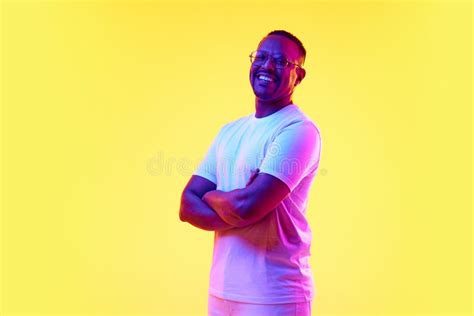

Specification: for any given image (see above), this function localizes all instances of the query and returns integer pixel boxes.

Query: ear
[294,67,306,86]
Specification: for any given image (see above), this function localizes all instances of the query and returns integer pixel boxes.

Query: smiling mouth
[255,73,277,85]
[257,74,274,82]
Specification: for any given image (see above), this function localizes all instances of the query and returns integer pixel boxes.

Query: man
[179,30,322,316]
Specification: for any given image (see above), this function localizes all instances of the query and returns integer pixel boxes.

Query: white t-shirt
[193,103,322,304]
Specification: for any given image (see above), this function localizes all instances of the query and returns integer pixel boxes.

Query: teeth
[258,75,273,82]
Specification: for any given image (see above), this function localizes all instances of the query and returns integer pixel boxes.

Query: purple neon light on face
[249,35,302,102]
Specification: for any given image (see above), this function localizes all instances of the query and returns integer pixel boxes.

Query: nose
[260,56,277,70]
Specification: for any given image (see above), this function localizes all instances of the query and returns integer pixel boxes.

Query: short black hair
[266,30,306,63]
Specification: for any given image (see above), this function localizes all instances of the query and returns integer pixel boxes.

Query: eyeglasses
[249,50,303,70]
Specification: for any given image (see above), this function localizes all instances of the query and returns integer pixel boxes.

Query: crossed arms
[179,120,320,231]
[179,171,290,231]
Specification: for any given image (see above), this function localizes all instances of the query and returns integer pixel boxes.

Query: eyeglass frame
[249,50,304,70]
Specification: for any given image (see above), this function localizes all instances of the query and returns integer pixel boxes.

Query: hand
[202,190,224,206]
[246,168,260,187]
[202,191,215,205]
[202,189,243,226]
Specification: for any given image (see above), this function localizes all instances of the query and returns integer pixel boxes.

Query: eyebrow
[257,50,286,57]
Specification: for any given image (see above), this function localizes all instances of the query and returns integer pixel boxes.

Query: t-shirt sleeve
[192,127,224,185]
[259,120,322,192]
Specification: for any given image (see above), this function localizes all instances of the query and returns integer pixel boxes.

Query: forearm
[202,189,249,227]
[180,191,235,231]
[202,175,287,228]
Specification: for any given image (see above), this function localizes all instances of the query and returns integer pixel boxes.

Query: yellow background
[1,1,471,315]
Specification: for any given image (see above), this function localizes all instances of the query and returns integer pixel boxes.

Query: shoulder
[219,114,252,133]
[280,105,321,139]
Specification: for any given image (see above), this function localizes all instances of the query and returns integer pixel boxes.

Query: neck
[254,95,293,118]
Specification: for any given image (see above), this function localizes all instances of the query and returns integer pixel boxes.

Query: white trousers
[208,294,312,316]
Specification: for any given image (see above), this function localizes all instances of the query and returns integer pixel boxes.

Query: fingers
[246,168,260,186]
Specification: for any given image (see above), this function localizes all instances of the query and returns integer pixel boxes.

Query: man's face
[249,35,304,102]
